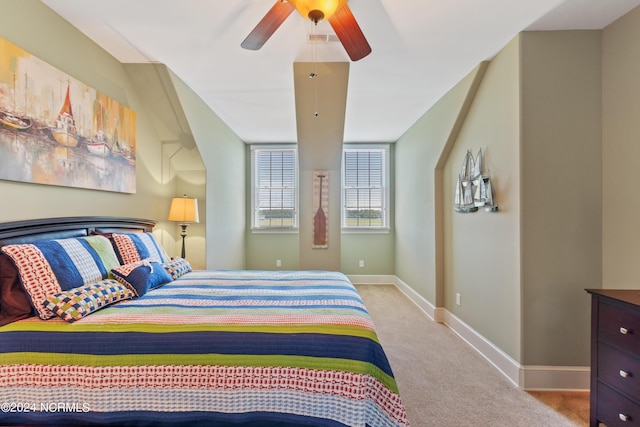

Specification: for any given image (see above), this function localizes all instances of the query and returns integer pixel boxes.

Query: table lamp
[168,195,199,258]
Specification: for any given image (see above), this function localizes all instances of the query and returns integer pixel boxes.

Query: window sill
[251,227,299,234]
[341,227,390,235]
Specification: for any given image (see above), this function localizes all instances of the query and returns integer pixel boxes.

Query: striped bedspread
[0,270,409,426]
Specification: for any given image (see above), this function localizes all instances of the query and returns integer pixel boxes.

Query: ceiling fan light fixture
[289,0,347,23]
[242,0,371,62]
[308,9,325,23]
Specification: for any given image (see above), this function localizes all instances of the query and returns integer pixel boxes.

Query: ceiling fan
[241,0,372,61]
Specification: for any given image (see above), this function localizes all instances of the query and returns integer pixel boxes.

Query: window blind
[252,147,298,229]
[343,146,388,228]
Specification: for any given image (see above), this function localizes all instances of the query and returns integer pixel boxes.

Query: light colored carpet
[356,285,585,427]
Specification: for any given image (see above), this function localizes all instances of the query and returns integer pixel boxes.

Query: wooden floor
[528,391,590,426]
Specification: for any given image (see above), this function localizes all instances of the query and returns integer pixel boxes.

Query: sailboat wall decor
[0,37,136,193]
[453,148,498,213]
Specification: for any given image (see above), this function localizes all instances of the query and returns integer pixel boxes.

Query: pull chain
[309,21,319,118]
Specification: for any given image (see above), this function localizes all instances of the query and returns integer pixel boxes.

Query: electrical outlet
[359,260,364,268]
[456,293,461,306]
[276,259,281,267]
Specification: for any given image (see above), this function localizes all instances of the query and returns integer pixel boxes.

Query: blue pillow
[110,232,170,265]
[9,235,120,292]
[111,259,172,297]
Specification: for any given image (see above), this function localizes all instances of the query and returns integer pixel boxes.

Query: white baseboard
[391,275,445,322]
[356,274,590,390]
[347,275,398,285]
[442,309,522,387]
[519,365,590,391]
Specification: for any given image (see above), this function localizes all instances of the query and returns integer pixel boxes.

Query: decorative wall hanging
[312,170,329,248]
[0,38,136,193]
[454,148,498,213]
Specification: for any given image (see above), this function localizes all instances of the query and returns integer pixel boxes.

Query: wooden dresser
[587,289,640,426]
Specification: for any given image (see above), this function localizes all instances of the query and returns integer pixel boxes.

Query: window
[251,146,298,230]
[342,144,389,229]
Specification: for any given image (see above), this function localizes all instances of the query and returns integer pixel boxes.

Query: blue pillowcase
[111,259,173,297]
[110,232,171,265]
[26,235,120,291]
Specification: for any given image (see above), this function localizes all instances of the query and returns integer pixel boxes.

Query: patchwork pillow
[111,259,173,297]
[110,232,170,265]
[43,280,134,323]
[1,235,121,319]
[163,257,192,280]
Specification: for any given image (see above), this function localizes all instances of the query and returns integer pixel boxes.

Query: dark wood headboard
[0,216,157,247]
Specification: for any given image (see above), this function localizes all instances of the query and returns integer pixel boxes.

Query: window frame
[341,144,390,232]
[250,145,299,233]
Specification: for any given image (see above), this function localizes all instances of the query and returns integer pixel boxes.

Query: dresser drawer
[598,382,640,426]
[599,342,640,402]
[599,301,640,354]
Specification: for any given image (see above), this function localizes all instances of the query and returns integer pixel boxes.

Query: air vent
[307,33,340,43]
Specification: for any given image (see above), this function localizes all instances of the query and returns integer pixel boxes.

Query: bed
[0,216,409,426]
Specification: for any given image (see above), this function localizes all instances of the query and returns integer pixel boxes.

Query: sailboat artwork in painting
[0,74,32,132]
[454,148,498,213]
[85,130,110,157]
[50,82,79,147]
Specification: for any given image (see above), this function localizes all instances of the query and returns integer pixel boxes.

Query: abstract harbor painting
[0,37,136,193]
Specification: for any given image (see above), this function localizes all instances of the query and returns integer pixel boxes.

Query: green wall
[444,37,522,361]
[519,31,601,366]
[397,30,604,366]
[395,65,487,304]
[170,72,246,270]
[602,6,640,288]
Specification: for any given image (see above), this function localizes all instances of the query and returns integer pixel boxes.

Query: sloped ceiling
[123,63,204,172]
[42,0,640,144]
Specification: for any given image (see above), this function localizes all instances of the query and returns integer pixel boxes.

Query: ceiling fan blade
[328,5,371,61]
[241,1,295,50]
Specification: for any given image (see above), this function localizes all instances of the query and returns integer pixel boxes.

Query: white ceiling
[42,0,640,144]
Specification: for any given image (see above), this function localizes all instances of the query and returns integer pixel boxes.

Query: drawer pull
[620,370,631,378]
[619,413,630,422]
[620,327,629,335]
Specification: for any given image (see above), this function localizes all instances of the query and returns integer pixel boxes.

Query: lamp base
[180,224,188,258]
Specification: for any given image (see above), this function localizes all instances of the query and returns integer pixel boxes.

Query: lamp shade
[168,196,199,224]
